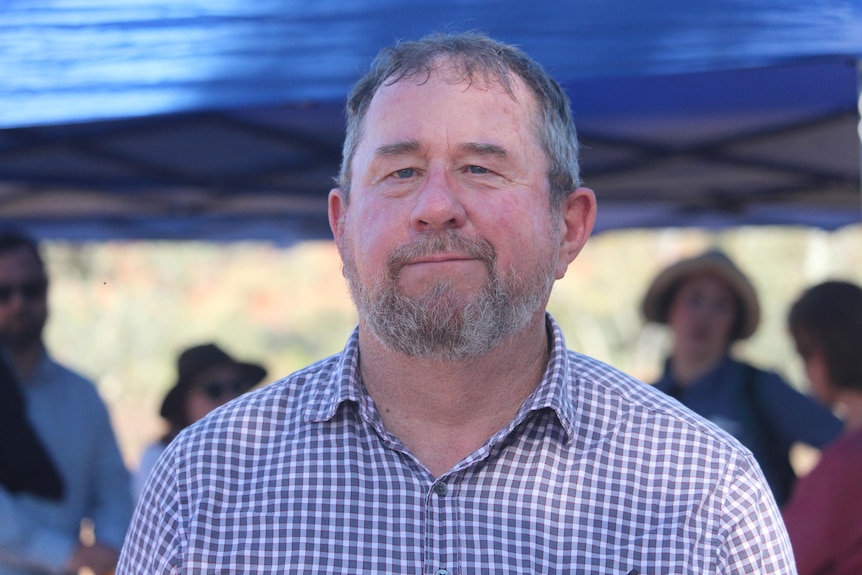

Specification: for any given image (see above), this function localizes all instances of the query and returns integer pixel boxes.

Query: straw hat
[641,249,760,340]
[159,343,267,427]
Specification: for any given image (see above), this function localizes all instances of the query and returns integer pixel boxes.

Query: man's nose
[409,168,467,232]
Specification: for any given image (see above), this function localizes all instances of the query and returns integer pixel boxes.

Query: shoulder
[140,442,167,464]
[816,428,862,468]
[730,358,790,389]
[565,350,747,457]
[806,430,862,497]
[173,352,345,450]
[36,354,106,404]
[567,350,708,425]
[563,351,779,534]
[784,430,862,521]
[730,359,808,404]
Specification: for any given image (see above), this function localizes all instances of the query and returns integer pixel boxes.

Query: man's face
[0,247,48,352]
[329,64,573,360]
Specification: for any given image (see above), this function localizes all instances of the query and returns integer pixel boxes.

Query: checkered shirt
[118,315,796,574]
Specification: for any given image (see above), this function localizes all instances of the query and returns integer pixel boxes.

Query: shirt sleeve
[116,439,184,575]
[757,371,842,448]
[715,450,798,574]
[132,443,165,502]
[0,484,77,574]
[84,386,135,551]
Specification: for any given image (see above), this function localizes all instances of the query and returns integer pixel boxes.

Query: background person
[0,231,132,575]
[133,343,267,499]
[641,248,842,505]
[0,344,64,504]
[119,32,795,573]
[783,280,862,575]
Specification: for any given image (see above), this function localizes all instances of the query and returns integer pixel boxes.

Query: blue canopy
[1,0,861,242]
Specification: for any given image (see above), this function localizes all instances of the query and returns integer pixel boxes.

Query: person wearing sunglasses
[132,343,267,500]
[0,230,133,575]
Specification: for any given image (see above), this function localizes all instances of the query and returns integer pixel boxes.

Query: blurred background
[40,225,862,469]
[3,0,862,471]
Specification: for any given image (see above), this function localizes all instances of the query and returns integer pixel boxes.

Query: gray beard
[341,230,555,361]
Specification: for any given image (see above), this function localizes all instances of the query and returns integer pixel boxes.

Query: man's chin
[1,330,42,352]
[407,291,476,313]
[395,274,486,299]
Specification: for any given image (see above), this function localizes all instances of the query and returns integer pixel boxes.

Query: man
[119,32,795,573]
[0,232,133,575]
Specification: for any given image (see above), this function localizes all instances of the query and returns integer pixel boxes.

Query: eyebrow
[374,139,422,158]
[373,140,509,159]
[458,142,508,158]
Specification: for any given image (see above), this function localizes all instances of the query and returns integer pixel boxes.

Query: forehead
[363,62,538,141]
[678,274,735,298]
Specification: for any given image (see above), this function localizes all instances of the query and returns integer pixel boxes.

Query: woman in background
[133,343,266,500]
[783,280,862,575]
[641,249,842,506]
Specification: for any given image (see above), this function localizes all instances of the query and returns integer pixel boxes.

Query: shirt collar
[303,327,365,421]
[306,314,579,443]
[521,314,579,443]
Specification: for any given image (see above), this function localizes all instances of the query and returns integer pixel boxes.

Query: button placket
[425,477,457,575]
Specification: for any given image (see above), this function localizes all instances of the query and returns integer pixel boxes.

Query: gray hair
[337,31,581,210]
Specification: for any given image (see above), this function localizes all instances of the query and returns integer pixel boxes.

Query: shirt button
[433,481,448,496]
[435,570,450,575]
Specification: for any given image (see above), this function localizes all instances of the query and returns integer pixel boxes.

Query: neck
[358,315,550,477]
[670,347,726,388]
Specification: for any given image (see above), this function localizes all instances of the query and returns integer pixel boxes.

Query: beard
[341,229,556,361]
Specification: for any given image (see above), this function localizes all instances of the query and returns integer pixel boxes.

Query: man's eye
[393,168,415,179]
[467,165,489,174]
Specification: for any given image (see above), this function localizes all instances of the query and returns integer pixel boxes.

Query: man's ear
[328,188,346,248]
[555,187,597,279]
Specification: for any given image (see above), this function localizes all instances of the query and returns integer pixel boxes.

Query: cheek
[469,198,555,262]
[341,202,393,258]
[805,358,832,401]
[714,309,736,335]
[185,395,217,424]
[667,302,690,330]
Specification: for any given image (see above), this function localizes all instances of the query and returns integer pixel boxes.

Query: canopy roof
[1,0,861,243]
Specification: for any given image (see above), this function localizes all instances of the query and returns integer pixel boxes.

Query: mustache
[386,231,496,278]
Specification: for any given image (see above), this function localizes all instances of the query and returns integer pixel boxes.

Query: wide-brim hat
[159,343,267,425]
[641,249,760,340]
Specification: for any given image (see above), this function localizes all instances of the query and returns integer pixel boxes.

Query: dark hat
[641,249,760,340]
[159,343,267,426]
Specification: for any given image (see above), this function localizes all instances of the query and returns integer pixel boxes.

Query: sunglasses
[0,280,48,304]
[197,381,246,400]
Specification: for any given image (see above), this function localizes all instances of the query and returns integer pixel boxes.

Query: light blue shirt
[0,352,133,575]
[132,442,166,502]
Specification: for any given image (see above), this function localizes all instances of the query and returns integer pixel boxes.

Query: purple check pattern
[118,316,795,574]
